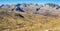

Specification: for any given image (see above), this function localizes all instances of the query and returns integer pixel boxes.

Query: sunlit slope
[0,11,60,31]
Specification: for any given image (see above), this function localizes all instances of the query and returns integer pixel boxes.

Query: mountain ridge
[0,3,60,31]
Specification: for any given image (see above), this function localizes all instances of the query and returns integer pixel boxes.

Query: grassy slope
[0,11,60,31]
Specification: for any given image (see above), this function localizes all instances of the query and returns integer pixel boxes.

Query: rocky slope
[0,3,60,31]
[0,11,60,31]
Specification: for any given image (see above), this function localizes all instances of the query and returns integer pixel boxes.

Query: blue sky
[0,0,60,5]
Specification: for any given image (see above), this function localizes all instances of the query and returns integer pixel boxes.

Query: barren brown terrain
[0,3,60,31]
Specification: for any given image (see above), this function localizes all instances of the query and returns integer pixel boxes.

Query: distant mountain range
[0,3,60,16]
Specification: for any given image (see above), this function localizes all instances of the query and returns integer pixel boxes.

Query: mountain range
[0,3,60,31]
[0,3,60,16]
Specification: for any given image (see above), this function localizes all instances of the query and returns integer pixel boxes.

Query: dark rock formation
[56,6,60,9]
[15,14,24,18]
[45,3,58,8]
[0,4,4,8]
[16,7,24,12]
[34,8,40,14]
[16,4,21,6]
